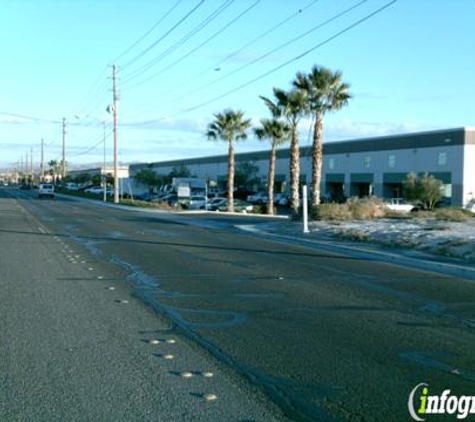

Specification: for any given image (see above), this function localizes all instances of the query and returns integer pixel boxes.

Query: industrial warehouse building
[130,127,475,208]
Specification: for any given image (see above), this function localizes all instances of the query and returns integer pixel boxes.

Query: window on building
[438,152,447,166]
[329,158,335,170]
[388,154,396,168]
[363,156,371,168]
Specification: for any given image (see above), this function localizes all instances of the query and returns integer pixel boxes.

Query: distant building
[129,127,475,208]
[68,166,129,180]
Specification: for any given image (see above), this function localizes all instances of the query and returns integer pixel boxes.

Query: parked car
[273,193,288,206]
[206,197,227,211]
[217,199,253,213]
[65,182,79,190]
[38,183,55,198]
[135,192,160,201]
[247,191,267,204]
[151,193,179,206]
[84,186,104,195]
[385,198,414,212]
[187,195,208,210]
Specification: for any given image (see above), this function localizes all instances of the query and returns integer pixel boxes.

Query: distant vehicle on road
[38,183,55,198]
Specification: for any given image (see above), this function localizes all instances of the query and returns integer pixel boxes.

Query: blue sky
[1,0,474,169]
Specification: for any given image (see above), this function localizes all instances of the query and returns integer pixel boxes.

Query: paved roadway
[1,187,475,421]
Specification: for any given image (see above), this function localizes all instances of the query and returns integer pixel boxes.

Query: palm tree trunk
[289,121,300,216]
[267,142,276,215]
[228,140,235,213]
[312,112,323,207]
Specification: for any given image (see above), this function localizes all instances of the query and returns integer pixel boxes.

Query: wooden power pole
[61,117,67,180]
[112,65,119,204]
[41,138,44,182]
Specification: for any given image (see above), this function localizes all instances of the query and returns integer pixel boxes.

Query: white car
[85,186,104,194]
[38,183,55,198]
[385,198,414,212]
[246,192,267,204]
[187,195,208,210]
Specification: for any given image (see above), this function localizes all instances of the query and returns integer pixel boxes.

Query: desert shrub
[434,207,470,222]
[311,203,352,220]
[311,197,387,220]
[252,204,268,214]
[347,196,387,219]
[403,172,443,210]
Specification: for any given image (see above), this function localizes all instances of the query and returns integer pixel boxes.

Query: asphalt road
[2,187,475,421]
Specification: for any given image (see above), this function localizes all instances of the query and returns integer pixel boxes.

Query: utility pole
[61,117,67,180]
[41,138,44,182]
[103,121,107,202]
[30,147,33,182]
[112,64,119,204]
[25,152,29,182]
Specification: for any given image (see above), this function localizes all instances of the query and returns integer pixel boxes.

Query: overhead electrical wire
[111,0,184,64]
[182,0,399,113]
[129,0,367,115]
[0,110,62,125]
[121,0,235,85]
[66,66,109,120]
[123,0,261,91]
[121,0,320,120]
[128,0,398,125]
[70,129,113,157]
[200,0,321,79]
[120,0,206,71]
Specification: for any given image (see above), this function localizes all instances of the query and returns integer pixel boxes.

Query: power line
[183,0,398,113]
[111,0,184,64]
[207,0,320,76]
[66,66,109,120]
[120,0,320,120]
[0,110,61,125]
[70,129,113,157]
[122,0,235,85]
[164,0,368,107]
[123,0,261,91]
[128,0,398,125]
[120,0,206,71]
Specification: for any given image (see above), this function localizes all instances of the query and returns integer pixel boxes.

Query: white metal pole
[302,185,309,233]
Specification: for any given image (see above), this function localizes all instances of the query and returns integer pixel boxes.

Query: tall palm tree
[206,109,251,212]
[48,159,61,184]
[294,65,351,207]
[260,88,306,216]
[254,118,291,215]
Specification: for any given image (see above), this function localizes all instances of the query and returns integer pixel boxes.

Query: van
[38,183,55,198]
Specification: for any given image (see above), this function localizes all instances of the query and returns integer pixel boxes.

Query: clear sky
[1,0,474,170]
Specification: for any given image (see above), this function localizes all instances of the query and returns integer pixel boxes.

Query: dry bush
[311,203,352,220]
[312,197,387,220]
[434,207,470,222]
[347,197,387,219]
